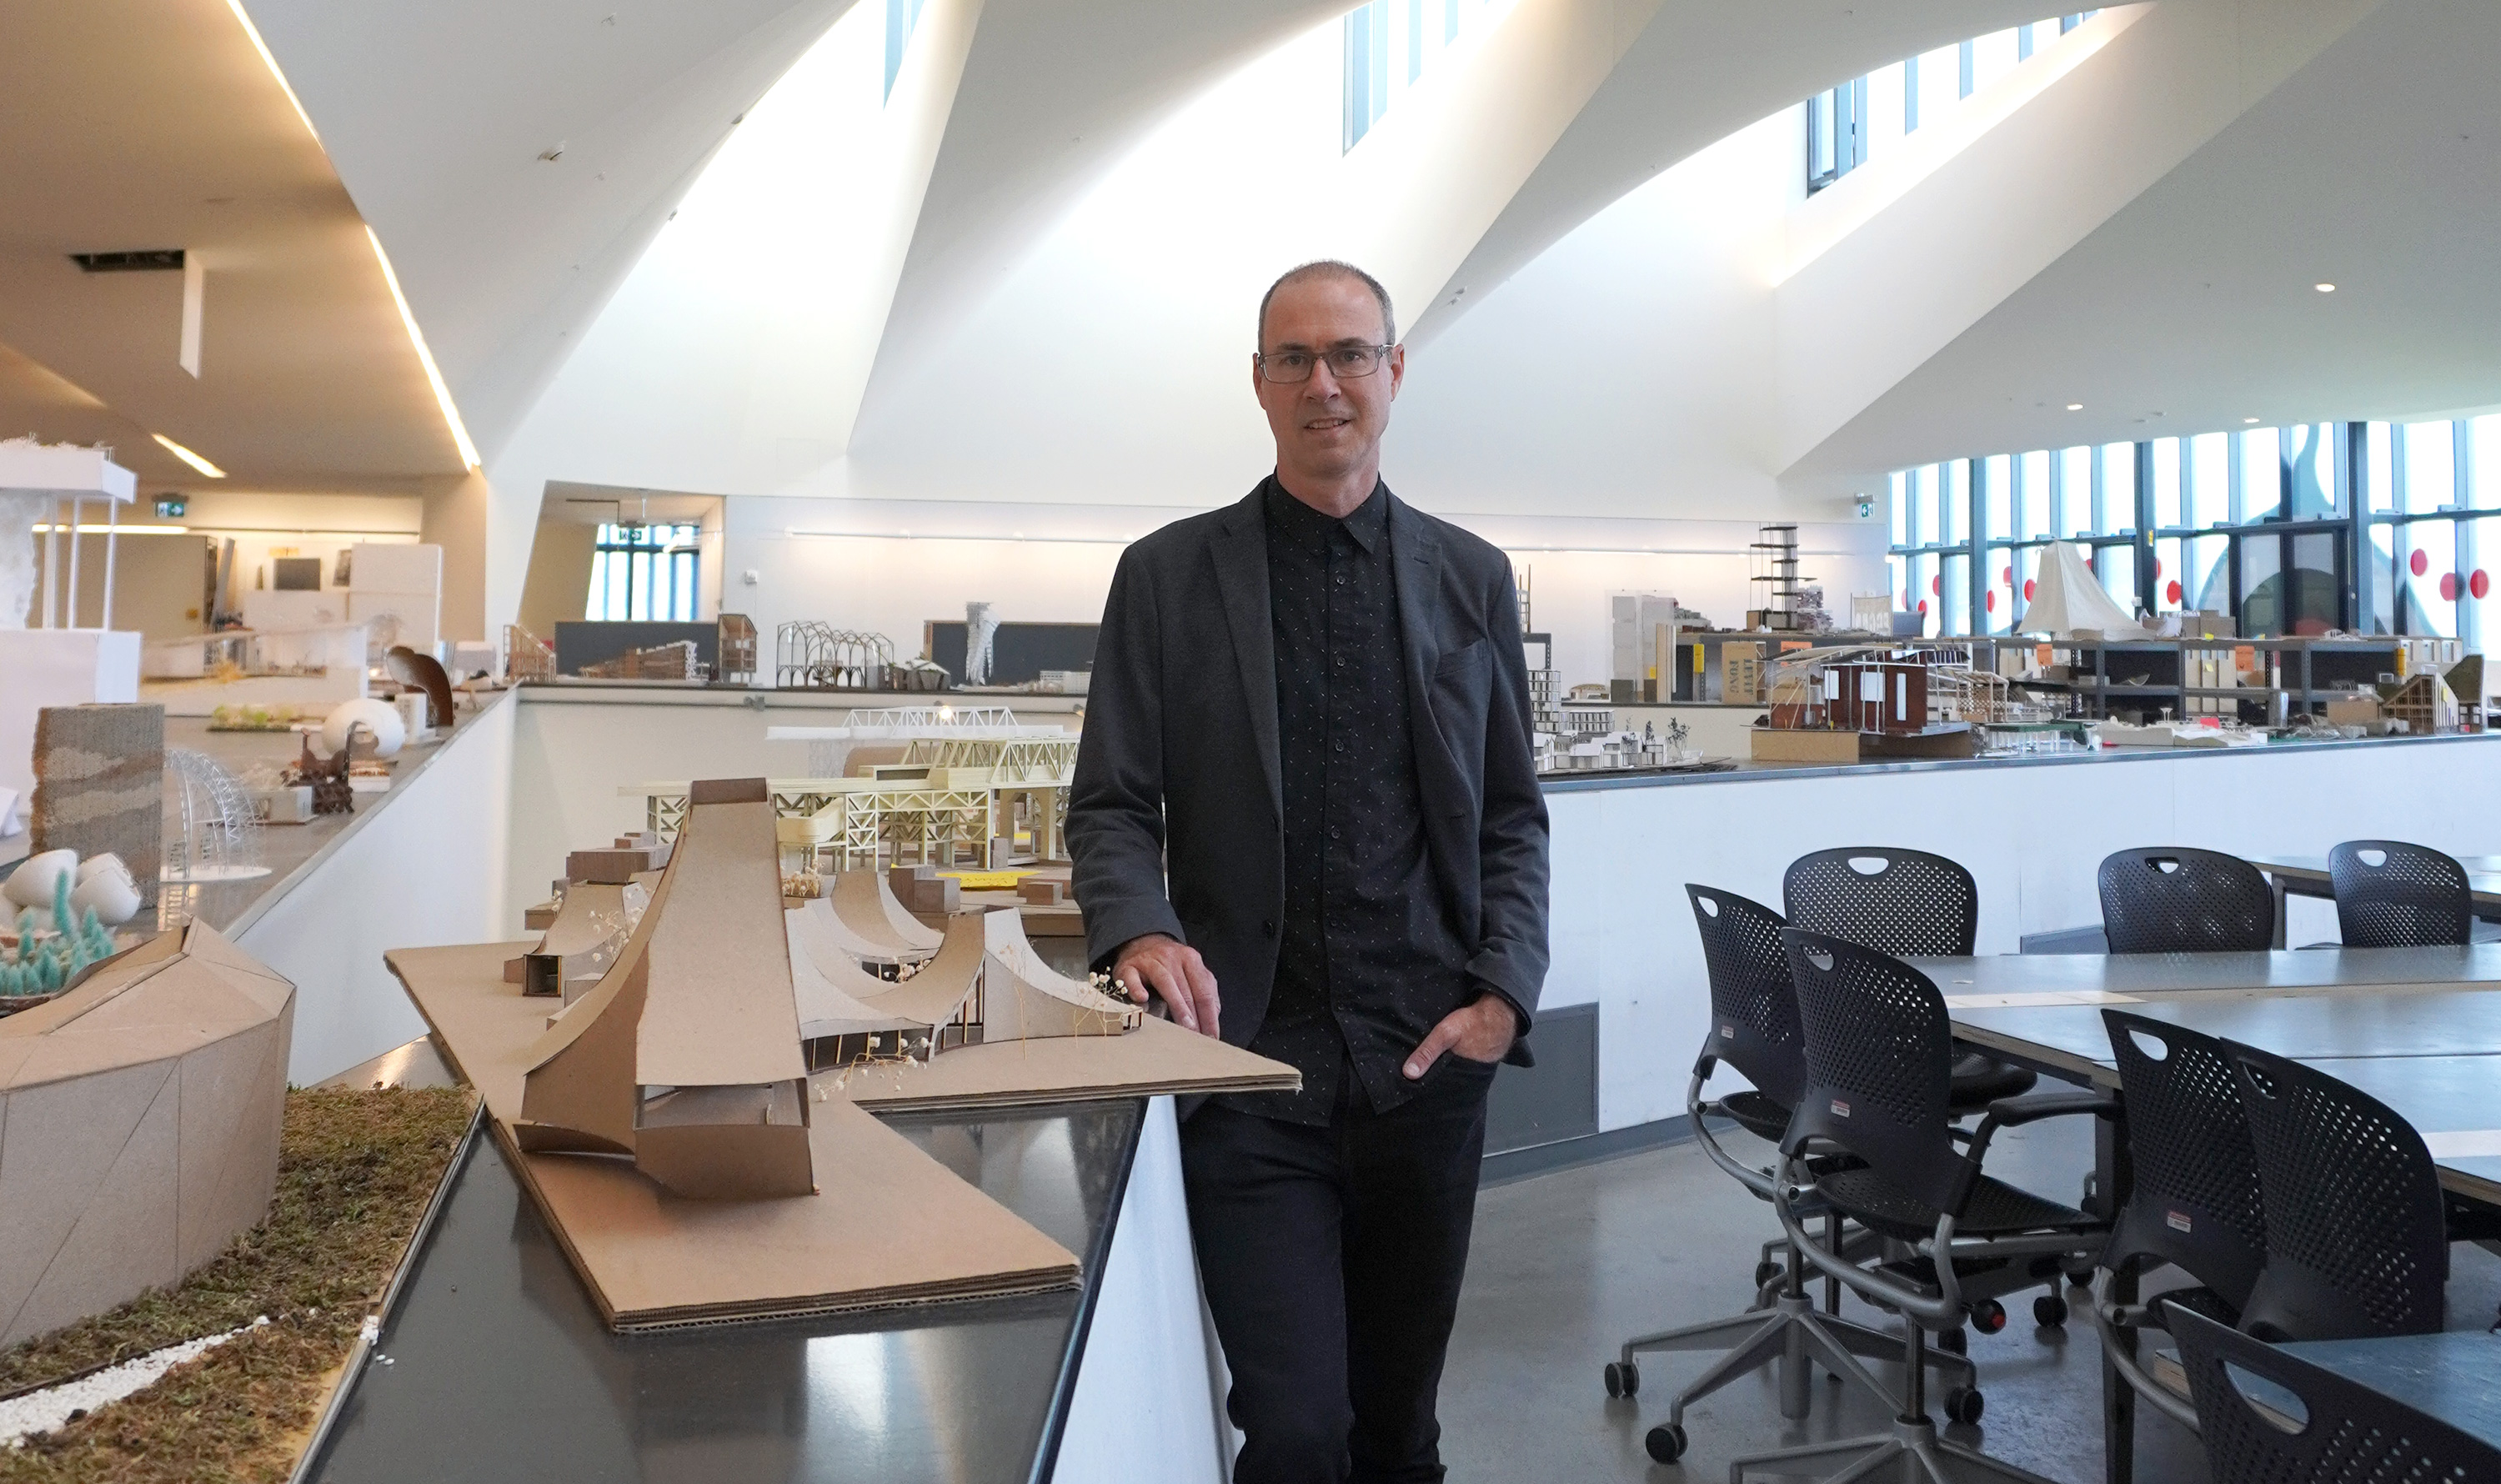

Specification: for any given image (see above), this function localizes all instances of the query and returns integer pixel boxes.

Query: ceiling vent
[69,249,186,273]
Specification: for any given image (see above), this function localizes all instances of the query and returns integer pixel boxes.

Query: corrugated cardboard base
[387,944,1079,1331]
[837,1014,1300,1112]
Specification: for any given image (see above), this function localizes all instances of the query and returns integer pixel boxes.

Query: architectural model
[384,774,1297,1330]
[0,921,293,1347]
[514,779,815,1201]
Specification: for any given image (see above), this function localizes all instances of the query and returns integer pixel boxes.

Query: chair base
[1621,1291,1975,1426]
[1731,1413,2059,1484]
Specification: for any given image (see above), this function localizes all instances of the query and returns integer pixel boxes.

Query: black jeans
[1180,1052,1495,1484]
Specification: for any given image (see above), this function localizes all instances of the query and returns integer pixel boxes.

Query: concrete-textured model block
[30,703,164,905]
[0,921,294,1347]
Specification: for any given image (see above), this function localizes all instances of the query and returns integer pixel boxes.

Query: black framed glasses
[1256,343,1394,384]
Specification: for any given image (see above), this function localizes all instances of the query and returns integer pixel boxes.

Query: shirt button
[1335,574,1346,586]
[1329,825,1341,840]
[1332,738,1346,753]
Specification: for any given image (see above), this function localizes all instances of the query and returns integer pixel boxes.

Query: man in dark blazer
[1066,260,1550,1483]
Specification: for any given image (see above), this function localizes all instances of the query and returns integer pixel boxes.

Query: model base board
[389,942,1080,1330]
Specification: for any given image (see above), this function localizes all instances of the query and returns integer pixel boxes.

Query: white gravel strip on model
[0,1316,268,1446]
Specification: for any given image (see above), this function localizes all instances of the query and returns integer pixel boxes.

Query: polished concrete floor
[1440,1115,2501,1482]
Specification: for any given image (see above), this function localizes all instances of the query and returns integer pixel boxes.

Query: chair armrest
[1983,1090,2119,1128]
[1965,1090,2119,1164]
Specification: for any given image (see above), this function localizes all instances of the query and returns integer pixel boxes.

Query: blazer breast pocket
[1428,638,1492,798]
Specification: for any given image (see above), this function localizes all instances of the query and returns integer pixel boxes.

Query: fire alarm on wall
[741,569,760,586]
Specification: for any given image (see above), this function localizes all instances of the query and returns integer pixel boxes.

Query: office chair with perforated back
[1606,888,1973,1466]
[2326,839,2474,947]
[2091,1010,2271,1431]
[2098,848,2275,954]
[1730,930,2113,1483]
[1782,846,2037,1105]
[1783,846,2054,1349]
[2225,1041,2448,1341]
[2168,1305,2501,1483]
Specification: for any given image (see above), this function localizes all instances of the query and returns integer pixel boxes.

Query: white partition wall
[1545,738,2501,1132]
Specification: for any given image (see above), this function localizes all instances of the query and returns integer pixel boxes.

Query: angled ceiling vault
[241,0,857,464]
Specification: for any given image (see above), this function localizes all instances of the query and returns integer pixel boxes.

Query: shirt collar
[1263,476,1389,555]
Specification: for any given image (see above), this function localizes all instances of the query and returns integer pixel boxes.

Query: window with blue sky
[885,0,928,101]
[1808,13,2099,193]
[1344,0,1516,151]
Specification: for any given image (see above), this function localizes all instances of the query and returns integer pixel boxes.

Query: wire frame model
[162,748,269,884]
[776,622,896,691]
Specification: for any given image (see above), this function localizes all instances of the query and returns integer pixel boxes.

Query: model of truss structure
[775,622,897,690]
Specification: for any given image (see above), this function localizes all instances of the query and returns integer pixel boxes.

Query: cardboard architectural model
[783,895,1140,1062]
[387,777,1296,1330]
[506,880,647,1000]
[516,779,816,1201]
[0,922,293,1347]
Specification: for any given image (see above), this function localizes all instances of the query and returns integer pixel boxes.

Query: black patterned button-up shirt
[1217,478,1475,1126]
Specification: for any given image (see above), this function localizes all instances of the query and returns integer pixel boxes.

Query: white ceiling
[1793,0,2501,478]
[855,0,1349,424]
[0,0,461,491]
[1410,0,2062,343]
[243,0,855,464]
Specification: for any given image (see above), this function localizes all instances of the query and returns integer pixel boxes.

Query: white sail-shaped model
[2019,541,2153,639]
[515,778,814,1200]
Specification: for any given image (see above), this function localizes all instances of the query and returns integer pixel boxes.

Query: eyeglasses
[1256,343,1394,384]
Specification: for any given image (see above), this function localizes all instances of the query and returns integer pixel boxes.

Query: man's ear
[1387,343,1406,399]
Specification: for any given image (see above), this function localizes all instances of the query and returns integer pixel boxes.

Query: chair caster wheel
[1644,1423,1687,1462]
[1754,1259,1783,1287]
[1605,1361,1639,1398]
[2068,1268,2096,1290]
[2034,1292,2070,1327]
[1944,1387,1985,1425]
[1967,1298,2007,1335]
[1936,1326,1968,1355]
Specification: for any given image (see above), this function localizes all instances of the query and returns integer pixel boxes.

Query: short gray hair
[1257,260,1396,348]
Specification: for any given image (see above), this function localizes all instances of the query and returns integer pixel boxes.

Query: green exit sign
[155,498,186,518]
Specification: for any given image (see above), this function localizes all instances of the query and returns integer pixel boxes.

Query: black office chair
[1731,930,2112,1483]
[2098,848,2275,954]
[1783,846,2038,1106]
[2168,1305,2501,1481]
[2091,1010,2271,1431]
[2225,1041,2448,1341]
[2326,839,2473,947]
[1606,888,1973,1466]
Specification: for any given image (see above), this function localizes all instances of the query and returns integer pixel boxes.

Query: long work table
[1912,946,2501,1484]
[2252,853,2501,941]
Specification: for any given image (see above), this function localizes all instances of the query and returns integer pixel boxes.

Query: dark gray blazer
[1066,482,1551,1054]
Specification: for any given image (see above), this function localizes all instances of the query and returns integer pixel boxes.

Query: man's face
[1253,274,1404,484]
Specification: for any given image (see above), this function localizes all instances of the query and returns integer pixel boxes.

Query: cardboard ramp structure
[0,922,293,1347]
[829,867,943,960]
[504,880,645,1000]
[392,779,1082,1330]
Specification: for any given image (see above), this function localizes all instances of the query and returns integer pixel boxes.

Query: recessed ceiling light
[151,433,226,479]
[2243,417,2261,425]
[2066,404,2084,412]
[2314,283,2336,293]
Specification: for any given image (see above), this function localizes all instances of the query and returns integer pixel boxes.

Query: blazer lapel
[1387,490,1459,794]
[1210,489,1283,820]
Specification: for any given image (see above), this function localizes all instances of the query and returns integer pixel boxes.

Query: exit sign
[155,498,186,518]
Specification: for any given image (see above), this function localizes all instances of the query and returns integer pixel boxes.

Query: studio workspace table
[2248,853,2501,945]
[1907,949,2501,1484]
[300,1098,1145,1484]
[2277,1331,2501,1451]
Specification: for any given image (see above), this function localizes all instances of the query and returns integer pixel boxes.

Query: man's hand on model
[1402,993,1520,1080]
[1112,933,1222,1038]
